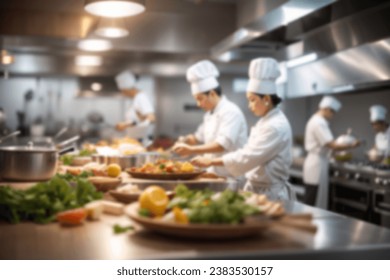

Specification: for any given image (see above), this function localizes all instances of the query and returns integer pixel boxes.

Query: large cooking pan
[0,135,80,182]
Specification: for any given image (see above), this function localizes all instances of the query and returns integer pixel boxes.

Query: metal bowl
[0,146,58,181]
[91,152,164,169]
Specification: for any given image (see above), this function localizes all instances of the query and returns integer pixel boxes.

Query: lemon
[139,186,169,217]
[106,163,122,177]
[180,162,194,172]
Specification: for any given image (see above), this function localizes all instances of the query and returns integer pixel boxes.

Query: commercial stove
[330,160,390,227]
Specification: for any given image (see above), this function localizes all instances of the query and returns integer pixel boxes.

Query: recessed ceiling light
[91,82,103,91]
[75,55,103,66]
[78,39,112,52]
[95,18,129,38]
[84,0,145,18]
[96,27,129,38]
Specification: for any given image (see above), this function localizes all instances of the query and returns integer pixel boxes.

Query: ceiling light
[95,18,129,38]
[91,82,103,91]
[75,55,102,66]
[78,39,112,52]
[286,53,318,68]
[84,0,145,18]
[1,50,15,65]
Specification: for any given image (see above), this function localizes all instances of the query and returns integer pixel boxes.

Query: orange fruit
[107,163,121,177]
[139,186,169,217]
[173,207,189,224]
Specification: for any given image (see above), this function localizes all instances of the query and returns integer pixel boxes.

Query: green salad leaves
[168,184,259,224]
[0,174,103,224]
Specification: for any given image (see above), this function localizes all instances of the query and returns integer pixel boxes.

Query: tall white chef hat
[370,105,387,122]
[115,70,136,90]
[186,60,220,95]
[247,57,281,95]
[319,96,342,112]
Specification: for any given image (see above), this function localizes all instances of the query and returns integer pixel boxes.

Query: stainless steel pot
[0,145,58,181]
[0,135,80,182]
[92,152,164,169]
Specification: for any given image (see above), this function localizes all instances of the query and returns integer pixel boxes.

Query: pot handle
[0,130,20,143]
[53,126,68,140]
[56,135,80,150]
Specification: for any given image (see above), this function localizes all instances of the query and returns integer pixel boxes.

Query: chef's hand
[191,156,212,168]
[115,122,134,131]
[171,143,194,156]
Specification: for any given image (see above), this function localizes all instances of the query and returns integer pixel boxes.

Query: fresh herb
[78,149,95,156]
[60,154,75,166]
[168,184,259,224]
[60,149,95,165]
[0,174,103,224]
[138,208,151,217]
[113,224,134,234]
[159,164,166,170]
[57,171,93,181]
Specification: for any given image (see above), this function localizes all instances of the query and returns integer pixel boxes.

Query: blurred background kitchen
[1,0,390,225]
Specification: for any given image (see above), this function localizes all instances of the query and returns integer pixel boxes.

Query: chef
[191,57,295,200]
[172,60,248,177]
[114,70,156,141]
[303,96,360,208]
[369,105,390,160]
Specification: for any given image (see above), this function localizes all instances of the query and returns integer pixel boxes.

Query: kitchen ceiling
[1,0,390,82]
[0,0,241,77]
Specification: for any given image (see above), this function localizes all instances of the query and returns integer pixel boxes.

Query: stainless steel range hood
[211,0,390,97]
[211,0,337,59]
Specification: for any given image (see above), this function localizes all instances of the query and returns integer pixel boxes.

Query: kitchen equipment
[333,128,357,162]
[92,151,162,169]
[0,130,20,144]
[0,135,80,181]
[53,126,68,140]
[0,143,57,181]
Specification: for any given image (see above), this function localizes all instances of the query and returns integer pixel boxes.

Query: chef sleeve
[215,110,243,151]
[133,94,154,116]
[314,121,334,147]
[194,121,205,143]
[222,125,287,177]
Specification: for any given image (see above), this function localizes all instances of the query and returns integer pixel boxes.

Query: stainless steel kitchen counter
[1,201,390,260]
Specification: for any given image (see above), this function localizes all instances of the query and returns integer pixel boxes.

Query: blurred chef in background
[369,105,390,162]
[191,58,295,200]
[303,96,360,209]
[172,60,248,177]
[115,70,155,142]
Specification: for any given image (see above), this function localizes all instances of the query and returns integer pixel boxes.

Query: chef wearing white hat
[369,105,390,160]
[303,96,360,208]
[191,58,295,200]
[114,70,155,136]
[172,60,248,177]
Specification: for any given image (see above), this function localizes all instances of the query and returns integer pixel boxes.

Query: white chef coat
[125,91,154,123]
[303,114,334,209]
[222,108,294,200]
[375,126,390,158]
[194,96,248,177]
[124,91,155,141]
